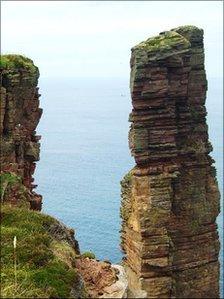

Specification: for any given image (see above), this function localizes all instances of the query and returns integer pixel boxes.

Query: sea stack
[0,55,42,210]
[120,26,220,298]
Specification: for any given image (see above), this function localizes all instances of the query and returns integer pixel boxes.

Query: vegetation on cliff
[133,30,190,53]
[0,54,37,73]
[1,204,86,298]
[0,173,30,208]
[1,54,42,209]
[0,54,39,87]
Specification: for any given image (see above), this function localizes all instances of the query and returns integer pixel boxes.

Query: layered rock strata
[120,26,220,298]
[0,55,42,210]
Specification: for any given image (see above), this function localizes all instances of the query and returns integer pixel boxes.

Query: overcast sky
[1,1,223,78]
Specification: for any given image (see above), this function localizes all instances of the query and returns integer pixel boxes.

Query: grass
[1,204,85,298]
[0,54,37,73]
[134,30,190,54]
[0,172,30,208]
[81,252,96,260]
[0,172,22,199]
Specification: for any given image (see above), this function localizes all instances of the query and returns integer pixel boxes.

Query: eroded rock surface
[0,55,42,210]
[76,258,128,298]
[121,26,220,298]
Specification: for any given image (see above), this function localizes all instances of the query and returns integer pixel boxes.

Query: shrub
[81,251,96,259]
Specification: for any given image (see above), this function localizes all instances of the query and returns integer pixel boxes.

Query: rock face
[120,26,220,298]
[0,55,42,210]
[76,258,120,298]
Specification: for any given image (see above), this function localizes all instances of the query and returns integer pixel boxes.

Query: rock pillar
[120,26,220,298]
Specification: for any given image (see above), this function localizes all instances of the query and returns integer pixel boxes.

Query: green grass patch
[1,205,84,298]
[0,172,21,199]
[81,251,96,259]
[0,54,37,73]
[134,31,190,54]
[0,172,30,208]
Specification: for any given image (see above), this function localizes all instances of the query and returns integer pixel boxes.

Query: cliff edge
[1,55,42,210]
[1,204,86,298]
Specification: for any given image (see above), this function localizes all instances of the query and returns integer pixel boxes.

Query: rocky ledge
[120,25,220,298]
[76,258,128,298]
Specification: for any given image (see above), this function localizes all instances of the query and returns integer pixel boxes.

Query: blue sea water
[35,77,223,287]
[35,78,133,262]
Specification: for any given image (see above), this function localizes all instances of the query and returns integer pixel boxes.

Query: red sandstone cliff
[0,55,42,210]
[120,26,220,298]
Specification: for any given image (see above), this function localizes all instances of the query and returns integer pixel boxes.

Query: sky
[1,1,223,78]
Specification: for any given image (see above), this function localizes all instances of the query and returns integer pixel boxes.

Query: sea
[35,77,223,290]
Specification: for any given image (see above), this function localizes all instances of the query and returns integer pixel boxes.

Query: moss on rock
[0,54,39,87]
[0,172,30,208]
[120,171,133,223]
[0,55,37,72]
[81,252,96,260]
[132,31,190,60]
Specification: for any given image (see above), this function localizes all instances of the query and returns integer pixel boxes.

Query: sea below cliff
[35,77,223,290]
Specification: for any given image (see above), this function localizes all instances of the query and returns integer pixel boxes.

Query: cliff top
[0,54,39,86]
[132,25,203,59]
[133,31,189,52]
[171,25,203,34]
[0,54,38,73]
[171,25,204,42]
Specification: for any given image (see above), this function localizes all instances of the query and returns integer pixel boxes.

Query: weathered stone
[121,26,220,298]
[24,141,40,161]
[0,55,42,210]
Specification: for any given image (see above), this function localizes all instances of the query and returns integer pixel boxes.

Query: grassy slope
[1,205,85,298]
